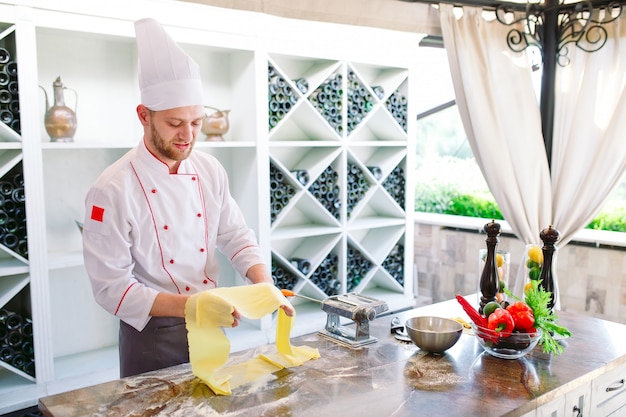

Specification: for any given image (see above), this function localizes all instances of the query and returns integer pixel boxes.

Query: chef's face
[142,105,204,168]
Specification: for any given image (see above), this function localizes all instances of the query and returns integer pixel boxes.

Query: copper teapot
[39,76,77,142]
[201,106,230,141]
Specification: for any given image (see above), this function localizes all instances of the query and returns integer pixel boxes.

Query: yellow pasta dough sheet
[185,283,320,395]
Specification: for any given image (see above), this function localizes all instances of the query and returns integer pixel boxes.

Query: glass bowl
[472,323,542,359]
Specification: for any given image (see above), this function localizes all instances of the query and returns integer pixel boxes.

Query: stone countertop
[38,298,626,417]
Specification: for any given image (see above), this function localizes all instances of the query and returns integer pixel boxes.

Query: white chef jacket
[83,140,265,331]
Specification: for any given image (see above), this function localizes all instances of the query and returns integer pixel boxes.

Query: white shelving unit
[0,0,422,412]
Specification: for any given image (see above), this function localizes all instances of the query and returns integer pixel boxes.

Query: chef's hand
[245,264,294,317]
[279,304,294,317]
[231,308,242,327]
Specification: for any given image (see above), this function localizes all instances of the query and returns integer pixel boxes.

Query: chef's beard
[149,122,195,162]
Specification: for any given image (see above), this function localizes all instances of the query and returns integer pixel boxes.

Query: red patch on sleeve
[91,205,105,222]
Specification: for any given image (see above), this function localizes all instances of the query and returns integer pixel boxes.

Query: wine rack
[268,54,414,306]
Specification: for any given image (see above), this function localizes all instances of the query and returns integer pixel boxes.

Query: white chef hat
[134,18,204,110]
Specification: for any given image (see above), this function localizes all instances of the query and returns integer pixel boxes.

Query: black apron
[119,317,189,378]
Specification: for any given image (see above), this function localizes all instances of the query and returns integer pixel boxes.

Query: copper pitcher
[39,76,77,142]
[201,106,230,141]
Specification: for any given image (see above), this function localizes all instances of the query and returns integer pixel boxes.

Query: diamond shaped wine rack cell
[0,27,21,141]
[346,243,373,293]
[310,72,343,136]
[272,234,342,297]
[382,242,405,286]
[271,257,299,292]
[268,63,299,132]
[0,283,35,380]
[346,159,371,219]
[0,159,27,260]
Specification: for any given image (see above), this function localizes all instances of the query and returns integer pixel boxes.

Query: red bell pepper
[487,308,514,337]
[506,301,535,331]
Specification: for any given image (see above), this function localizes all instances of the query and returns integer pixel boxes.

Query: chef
[82,18,291,378]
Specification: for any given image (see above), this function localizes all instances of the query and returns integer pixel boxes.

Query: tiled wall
[414,222,626,325]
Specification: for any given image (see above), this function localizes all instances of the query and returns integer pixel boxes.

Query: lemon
[524,282,534,293]
[496,253,505,267]
[527,245,543,264]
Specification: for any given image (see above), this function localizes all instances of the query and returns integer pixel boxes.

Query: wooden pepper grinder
[539,225,560,312]
[479,220,501,314]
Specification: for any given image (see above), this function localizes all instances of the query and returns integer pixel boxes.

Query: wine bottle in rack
[0,89,10,104]
[367,165,383,181]
[371,85,385,100]
[0,48,9,64]
[293,77,309,94]
[289,258,312,275]
[290,169,309,186]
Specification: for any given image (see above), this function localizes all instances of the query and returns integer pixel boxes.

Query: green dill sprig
[505,280,571,355]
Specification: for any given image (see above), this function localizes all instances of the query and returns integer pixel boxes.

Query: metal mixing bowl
[405,316,463,353]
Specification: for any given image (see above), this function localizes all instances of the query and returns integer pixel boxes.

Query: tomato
[506,301,535,331]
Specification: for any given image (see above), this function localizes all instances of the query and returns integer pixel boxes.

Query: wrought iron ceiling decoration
[496,1,623,66]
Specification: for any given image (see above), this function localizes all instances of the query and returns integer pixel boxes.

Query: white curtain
[440,5,626,247]
[551,14,626,246]
[439,4,552,245]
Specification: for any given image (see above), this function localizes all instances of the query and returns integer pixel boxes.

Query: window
[414,45,500,219]
[414,45,626,232]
